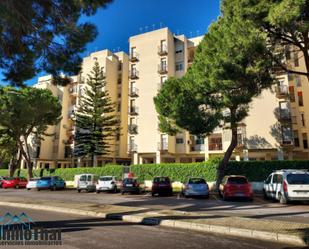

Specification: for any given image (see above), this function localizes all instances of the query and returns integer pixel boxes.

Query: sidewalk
[0,196,308,246]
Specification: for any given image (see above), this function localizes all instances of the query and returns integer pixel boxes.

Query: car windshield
[154,177,170,183]
[227,177,248,184]
[189,178,206,184]
[287,174,309,185]
[41,177,51,181]
[100,177,113,181]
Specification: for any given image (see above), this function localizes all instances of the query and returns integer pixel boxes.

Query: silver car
[183,178,209,198]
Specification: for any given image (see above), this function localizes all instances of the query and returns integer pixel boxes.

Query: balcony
[69,86,78,96]
[128,106,139,115]
[158,141,168,151]
[278,109,292,123]
[129,52,139,62]
[129,69,139,79]
[208,143,223,151]
[158,45,168,56]
[275,85,289,99]
[158,64,168,74]
[191,144,205,152]
[128,124,138,134]
[128,142,137,153]
[129,87,139,97]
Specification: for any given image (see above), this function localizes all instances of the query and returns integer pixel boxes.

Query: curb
[0,201,307,246]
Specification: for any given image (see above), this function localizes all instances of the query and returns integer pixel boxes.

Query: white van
[263,169,309,204]
[75,174,98,193]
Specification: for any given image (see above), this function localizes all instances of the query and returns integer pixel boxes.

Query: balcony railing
[278,109,291,123]
[129,87,139,97]
[158,141,168,151]
[128,142,138,153]
[158,45,168,56]
[191,144,205,152]
[129,69,139,79]
[208,143,223,151]
[128,106,139,115]
[275,85,288,99]
[129,52,139,62]
[69,86,78,96]
[128,124,138,134]
[158,64,168,74]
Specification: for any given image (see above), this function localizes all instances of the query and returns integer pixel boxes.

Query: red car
[219,175,253,201]
[2,177,28,189]
[151,176,173,196]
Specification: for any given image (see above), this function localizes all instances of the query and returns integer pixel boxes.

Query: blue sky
[18,0,221,85]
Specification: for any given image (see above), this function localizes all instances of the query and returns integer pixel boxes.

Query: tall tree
[0,0,112,86]
[154,17,274,189]
[222,0,309,78]
[0,87,62,178]
[74,62,119,167]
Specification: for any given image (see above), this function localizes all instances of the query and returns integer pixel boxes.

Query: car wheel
[15,185,19,189]
[37,188,40,191]
[205,195,210,199]
[279,192,288,204]
[77,189,81,193]
[52,185,57,191]
[263,189,268,200]
[27,188,30,191]
[114,187,117,193]
[96,190,100,194]
[223,193,228,201]
[151,192,155,197]
[121,191,125,195]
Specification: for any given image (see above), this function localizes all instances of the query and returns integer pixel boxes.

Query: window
[303,133,308,149]
[289,86,295,102]
[117,102,121,112]
[295,75,302,87]
[298,91,304,106]
[301,113,305,126]
[176,138,184,144]
[175,44,183,54]
[175,62,184,71]
[265,175,272,184]
[118,92,121,98]
[294,52,299,67]
[161,76,167,83]
[272,174,283,184]
[294,130,300,147]
[161,58,167,69]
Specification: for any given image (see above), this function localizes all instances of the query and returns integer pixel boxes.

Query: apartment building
[24,50,130,169]
[25,28,309,169]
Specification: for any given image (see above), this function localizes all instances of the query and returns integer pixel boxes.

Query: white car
[263,169,309,204]
[96,176,118,193]
[26,178,40,190]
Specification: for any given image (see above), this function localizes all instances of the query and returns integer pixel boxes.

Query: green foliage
[74,62,119,164]
[0,87,62,177]
[0,160,308,182]
[0,0,113,86]
[221,0,309,77]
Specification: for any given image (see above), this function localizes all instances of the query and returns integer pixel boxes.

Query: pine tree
[74,62,119,166]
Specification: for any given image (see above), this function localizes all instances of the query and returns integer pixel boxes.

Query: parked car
[183,178,209,198]
[121,178,140,195]
[96,176,119,193]
[75,174,98,193]
[151,176,173,196]
[263,169,309,204]
[219,175,253,201]
[0,176,5,188]
[2,177,28,189]
[37,176,66,191]
[26,178,40,190]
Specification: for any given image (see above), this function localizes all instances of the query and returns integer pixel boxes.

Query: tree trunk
[27,161,33,179]
[8,158,16,177]
[215,126,238,191]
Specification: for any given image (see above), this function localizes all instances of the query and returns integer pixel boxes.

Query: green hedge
[0,160,308,182]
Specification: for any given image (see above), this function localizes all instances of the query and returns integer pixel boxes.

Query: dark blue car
[37,176,66,191]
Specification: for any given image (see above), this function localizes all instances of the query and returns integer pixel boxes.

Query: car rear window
[100,177,113,181]
[41,177,51,180]
[227,177,248,184]
[4,177,14,180]
[30,178,39,182]
[154,177,170,183]
[123,178,136,184]
[189,178,206,184]
[287,174,309,185]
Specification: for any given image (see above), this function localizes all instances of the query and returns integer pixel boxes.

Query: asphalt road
[0,188,309,224]
[0,206,305,249]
